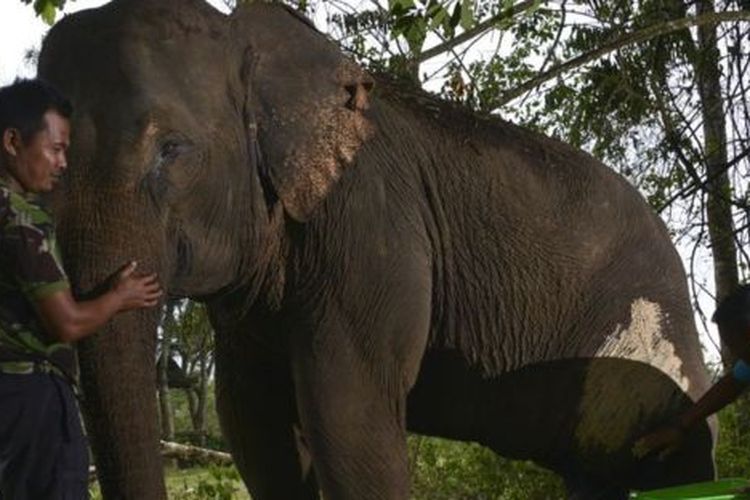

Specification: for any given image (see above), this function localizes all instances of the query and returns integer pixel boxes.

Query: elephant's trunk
[78,309,166,499]
[58,201,169,499]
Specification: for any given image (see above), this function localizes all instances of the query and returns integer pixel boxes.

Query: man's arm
[34,261,162,343]
[674,372,746,430]
[633,372,747,459]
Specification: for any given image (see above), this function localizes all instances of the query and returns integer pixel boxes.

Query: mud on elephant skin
[38,0,714,498]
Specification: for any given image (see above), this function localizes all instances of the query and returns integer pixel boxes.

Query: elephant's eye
[161,141,179,160]
[159,140,181,164]
[156,135,192,168]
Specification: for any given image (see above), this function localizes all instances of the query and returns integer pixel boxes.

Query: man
[633,284,750,460]
[0,79,162,499]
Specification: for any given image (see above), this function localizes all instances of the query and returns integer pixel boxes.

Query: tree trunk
[185,361,210,447]
[195,357,211,447]
[157,334,175,441]
[690,0,750,445]
[694,0,739,360]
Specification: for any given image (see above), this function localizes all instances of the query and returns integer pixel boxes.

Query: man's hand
[111,261,162,311]
[632,426,684,461]
[35,261,163,342]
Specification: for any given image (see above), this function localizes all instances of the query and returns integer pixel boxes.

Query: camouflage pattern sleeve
[0,193,70,301]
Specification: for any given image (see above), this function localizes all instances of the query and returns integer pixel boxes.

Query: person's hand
[632,426,684,461]
[112,261,163,311]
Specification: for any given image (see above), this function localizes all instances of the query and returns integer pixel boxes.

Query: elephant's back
[509,132,710,401]
[371,91,709,400]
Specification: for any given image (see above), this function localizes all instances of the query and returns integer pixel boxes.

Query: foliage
[165,301,215,386]
[388,0,475,54]
[170,384,227,451]
[715,401,750,478]
[166,377,566,498]
[169,466,245,500]
[20,0,66,24]
[438,7,558,111]
[93,435,566,499]
[88,482,102,500]
[90,466,250,500]
[409,435,565,499]
[160,300,216,445]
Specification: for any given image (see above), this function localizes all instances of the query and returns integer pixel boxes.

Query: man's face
[2,110,70,194]
[719,321,750,361]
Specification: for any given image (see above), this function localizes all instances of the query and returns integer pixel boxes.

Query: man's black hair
[0,78,72,143]
[712,284,750,327]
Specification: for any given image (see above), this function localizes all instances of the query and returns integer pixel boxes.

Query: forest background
[4,0,750,496]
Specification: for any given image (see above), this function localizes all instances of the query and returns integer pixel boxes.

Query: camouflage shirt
[0,177,75,380]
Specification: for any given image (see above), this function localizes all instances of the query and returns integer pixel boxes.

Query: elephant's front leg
[290,279,431,499]
[214,320,319,500]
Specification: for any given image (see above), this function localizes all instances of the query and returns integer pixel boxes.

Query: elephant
[37,0,715,498]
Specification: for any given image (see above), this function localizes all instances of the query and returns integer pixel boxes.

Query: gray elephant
[37,0,714,498]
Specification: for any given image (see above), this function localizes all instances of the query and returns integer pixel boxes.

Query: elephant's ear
[232,3,375,222]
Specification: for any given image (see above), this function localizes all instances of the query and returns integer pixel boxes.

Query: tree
[157,301,178,442]
[168,300,216,447]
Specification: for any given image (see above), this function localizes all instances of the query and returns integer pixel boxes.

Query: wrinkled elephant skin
[38,0,714,499]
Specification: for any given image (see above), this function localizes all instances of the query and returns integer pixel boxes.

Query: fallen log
[89,441,234,483]
[160,440,234,466]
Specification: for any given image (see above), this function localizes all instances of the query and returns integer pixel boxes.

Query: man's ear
[1,128,21,157]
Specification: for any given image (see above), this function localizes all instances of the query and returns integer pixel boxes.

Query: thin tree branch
[688,220,718,356]
[657,142,750,212]
[517,0,567,108]
[492,10,750,108]
[415,0,540,64]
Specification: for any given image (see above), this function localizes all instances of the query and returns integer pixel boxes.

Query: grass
[166,465,251,499]
[89,465,251,500]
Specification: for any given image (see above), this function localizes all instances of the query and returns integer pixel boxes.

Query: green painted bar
[631,479,750,499]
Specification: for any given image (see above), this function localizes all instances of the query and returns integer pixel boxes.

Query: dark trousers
[0,373,88,500]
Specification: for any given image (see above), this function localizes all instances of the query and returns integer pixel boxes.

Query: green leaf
[428,5,448,30]
[404,16,427,52]
[460,0,474,30]
[32,0,61,25]
[39,3,57,24]
[389,0,415,12]
[449,2,462,29]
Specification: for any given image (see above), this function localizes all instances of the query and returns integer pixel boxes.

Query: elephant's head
[37,0,374,496]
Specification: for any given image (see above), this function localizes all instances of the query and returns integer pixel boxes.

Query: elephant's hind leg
[214,320,319,500]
